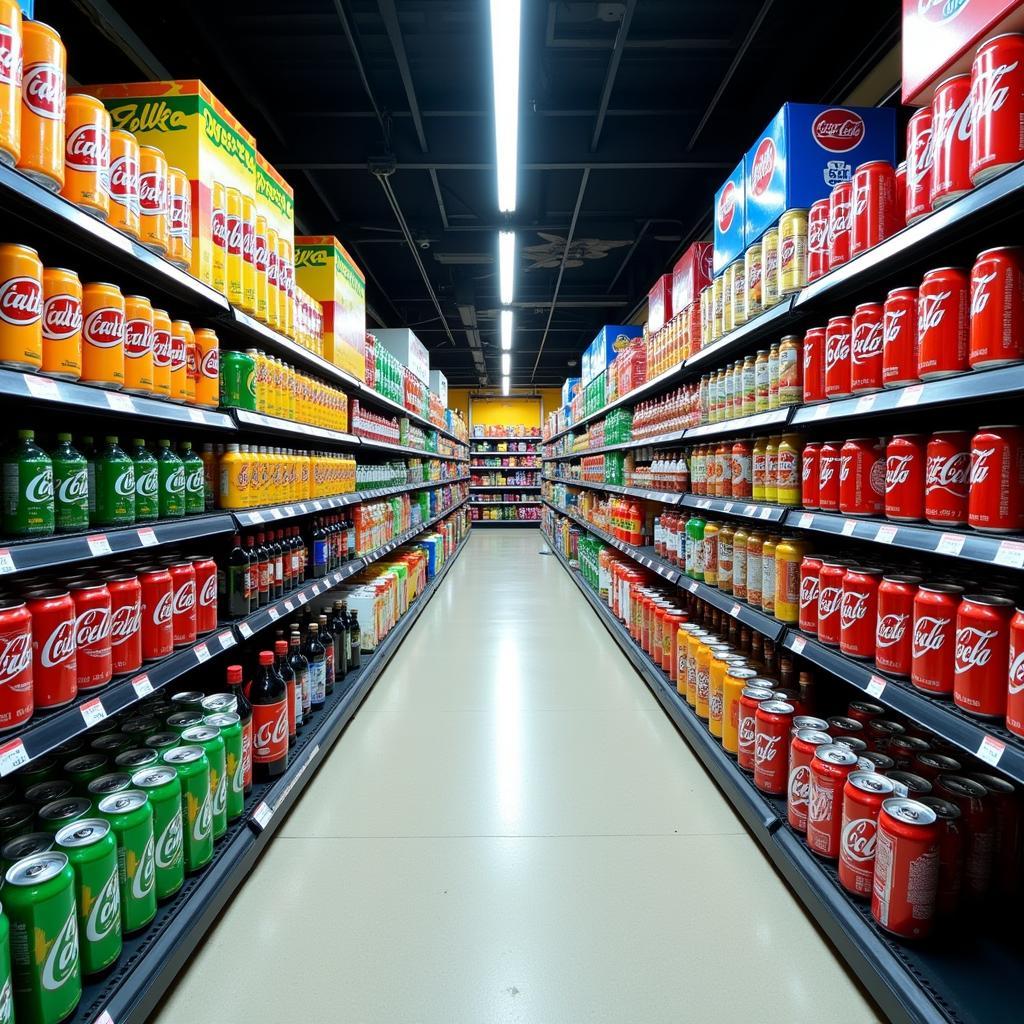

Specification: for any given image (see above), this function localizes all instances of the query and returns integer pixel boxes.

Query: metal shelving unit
[472,519,539,527]
[543,476,682,505]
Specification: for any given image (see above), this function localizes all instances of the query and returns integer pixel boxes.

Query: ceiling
[47,0,900,389]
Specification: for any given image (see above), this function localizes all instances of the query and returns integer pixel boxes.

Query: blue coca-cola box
[743,103,897,246]
[712,160,746,275]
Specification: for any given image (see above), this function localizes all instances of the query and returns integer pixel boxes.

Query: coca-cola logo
[135,466,158,498]
[972,60,1018,126]
[812,108,865,152]
[788,764,810,807]
[139,171,166,215]
[113,467,135,498]
[85,865,120,942]
[876,613,909,647]
[41,908,78,993]
[913,615,950,658]
[124,318,152,357]
[42,294,82,340]
[807,781,833,824]
[132,833,155,900]
[800,575,819,608]
[255,702,288,752]
[825,331,850,371]
[852,321,882,364]
[0,24,20,88]
[165,466,185,493]
[971,269,997,316]
[0,631,31,683]
[242,220,255,263]
[883,307,909,344]
[926,451,969,496]
[267,251,279,287]
[169,192,192,237]
[172,581,196,614]
[970,446,994,485]
[808,216,829,254]
[819,585,843,617]
[109,154,139,209]
[918,0,968,24]
[193,791,212,843]
[717,181,737,233]
[152,329,172,367]
[22,62,64,119]
[57,468,88,505]
[254,234,269,272]
[754,732,781,766]
[201,346,219,380]
[226,214,243,255]
[170,334,186,369]
[738,715,756,747]
[110,598,142,643]
[886,453,914,488]
[156,809,182,868]
[199,575,217,607]
[820,457,837,486]
[955,625,997,671]
[829,200,852,240]
[780,237,796,268]
[750,137,776,197]
[908,124,934,187]
[75,607,111,648]
[41,618,76,668]
[0,276,42,326]
[933,88,973,147]
[153,590,173,627]
[26,469,53,504]
[66,123,109,171]
[1009,650,1024,695]
[211,207,227,249]
[841,818,877,862]
[840,590,870,629]
[83,307,124,348]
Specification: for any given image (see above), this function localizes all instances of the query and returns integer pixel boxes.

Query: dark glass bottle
[305,621,326,711]
[312,519,328,577]
[289,630,310,720]
[255,532,271,607]
[227,533,252,617]
[348,609,361,670]
[226,664,253,795]
[249,650,288,781]
[275,639,298,739]
[331,599,349,679]
[269,530,284,600]
[318,613,335,696]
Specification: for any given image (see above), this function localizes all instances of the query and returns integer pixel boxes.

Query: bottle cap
[259,651,274,665]
[275,640,288,655]
[227,665,243,683]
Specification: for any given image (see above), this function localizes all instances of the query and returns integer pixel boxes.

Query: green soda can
[92,436,135,527]
[179,442,205,515]
[114,748,158,772]
[86,774,132,808]
[0,900,12,1024]
[3,852,81,1024]
[2,429,54,537]
[181,726,226,840]
[166,711,203,735]
[62,755,109,795]
[0,804,34,840]
[200,693,236,716]
[130,767,184,902]
[129,439,158,523]
[0,833,53,876]
[49,434,89,534]
[171,690,205,711]
[144,731,179,755]
[120,714,161,739]
[38,798,92,835]
[156,440,185,519]
[89,733,133,757]
[219,350,257,410]
[204,712,243,822]
[161,746,212,873]
[23,781,74,809]
[16,755,58,791]
[96,791,156,934]
[54,819,122,976]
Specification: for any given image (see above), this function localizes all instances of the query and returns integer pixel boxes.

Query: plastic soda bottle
[50,433,89,533]
[179,442,205,515]
[3,429,55,536]
[156,439,185,518]
[93,436,136,526]
[130,439,159,522]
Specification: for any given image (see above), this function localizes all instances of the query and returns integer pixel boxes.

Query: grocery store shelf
[683,408,792,440]
[361,496,469,568]
[358,436,466,461]
[543,430,688,460]
[542,476,683,505]
[685,295,798,370]
[470,500,541,505]
[469,484,541,491]
[681,494,788,523]
[472,519,539,526]
[232,409,360,447]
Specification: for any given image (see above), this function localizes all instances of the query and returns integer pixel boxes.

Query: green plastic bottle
[49,433,88,534]
[130,439,159,522]
[93,436,136,527]
[156,440,185,518]
[179,442,205,515]
[3,429,54,537]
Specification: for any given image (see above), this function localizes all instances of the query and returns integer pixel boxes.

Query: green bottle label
[159,463,185,518]
[95,461,135,526]
[184,462,204,514]
[4,459,54,536]
[53,465,89,532]
[134,464,158,521]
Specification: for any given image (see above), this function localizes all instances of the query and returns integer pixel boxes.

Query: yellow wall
[449,388,564,427]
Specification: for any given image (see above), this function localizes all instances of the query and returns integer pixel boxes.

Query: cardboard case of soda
[672,242,713,315]
[585,326,643,385]
[713,160,746,274]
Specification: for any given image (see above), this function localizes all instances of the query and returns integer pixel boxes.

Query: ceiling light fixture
[490,0,521,213]
[498,230,516,304]
[502,375,510,396]
[501,309,513,350]
[501,353,511,375]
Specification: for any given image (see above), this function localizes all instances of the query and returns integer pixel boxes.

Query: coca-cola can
[817,441,842,512]
[801,442,821,509]
[817,560,848,646]
[911,583,964,695]
[925,430,971,525]
[139,567,174,661]
[839,771,896,897]
[847,700,885,725]
[828,180,853,268]
[888,766,933,792]
[867,718,905,753]
[969,246,1024,369]
[851,161,899,256]
[918,266,969,379]
[788,728,832,832]
[917,796,963,915]
[875,575,920,677]
[753,699,794,796]
[839,438,884,516]
[69,582,112,691]
[871,798,940,938]
[882,286,920,388]
[1007,608,1024,737]
[914,752,963,780]
[802,326,826,403]
[840,566,882,659]
[737,685,774,772]
[107,573,142,675]
[905,107,935,223]
[862,750,897,772]
[884,434,926,521]
[824,315,852,400]
[953,593,1014,717]
[799,555,822,634]
[967,772,1021,898]
[191,556,218,634]
[807,743,859,858]
[970,33,1024,185]
[930,73,973,208]
[807,199,830,282]
[895,161,907,227]
[27,589,77,710]
[850,302,884,393]
[0,599,33,731]
[969,424,1024,531]
[935,774,994,900]
[835,735,869,754]
[168,561,197,647]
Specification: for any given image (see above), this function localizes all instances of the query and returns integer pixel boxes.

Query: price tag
[268,607,279,621]
[790,635,806,655]
[897,384,924,408]
[866,675,887,699]
[87,534,112,556]
[80,698,107,728]
[976,735,1006,767]
[194,643,210,664]
[723,502,734,513]
[25,375,59,400]
[137,527,158,547]
[687,580,699,593]
[296,592,308,605]
[218,631,234,650]
[759,507,772,520]
[811,403,831,421]
[284,600,294,612]
[935,532,965,557]
[841,520,857,537]
[0,738,29,776]
[132,674,153,698]
[270,509,283,520]
[238,622,253,639]
[311,584,321,596]
[874,525,898,545]
[730,603,741,616]
[743,505,755,517]
[0,548,15,575]
[252,802,273,830]
[995,540,1024,568]
[93,1012,115,1024]
[188,408,206,424]
[298,504,308,514]
[854,394,876,414]
[311,501,322,511]
[105,392,135,413]
[249,510,265,524]
[798,513,814,529]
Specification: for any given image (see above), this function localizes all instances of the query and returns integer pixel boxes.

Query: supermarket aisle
[154,531,879,1024]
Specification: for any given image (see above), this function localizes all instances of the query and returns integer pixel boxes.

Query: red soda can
[106,572,142,675]
[70,582,112,691]
[828,180,853,268]
[817,560,849,646]
[168,561,197,647]
[882,286,920,388]
[885,434,926,521]
[839,771,896,897]
[967,772,1021,898]
[737,685,773,772]
[788,728,831,832]
[807,199,830,282]
[925,430,971,525]
[191,556,218,634]
[28,589,77,709]
[824,315,852,400]
[918,266,969,379]
[1007,607,1024,737]
[935,774,994,899]
[915,753,963,780]
[807,743,859,858]
[139,566,173,660]
[953,593,1014,717]
[847,701,884,725]
[801,442,821,509]
[867,718,905,752]
[905,107,934,224]
[850,302,883,393]
[895,161,907,226]
[753,699,794,795]
[890,749,933,780]
[871,798,940,938]
[969,246,1024,369]
[930,73,973,208]
[817,441,841,511]
[0,598,34,731]
[875,575,920,677]
[802,325,826,402]
[839,438,884,516]
[968,424,1024,532]
[970,34,1024,185]
[840,567,882,659]
[911,583,964,695]
[918,796,963,916]
[799,555,822,633]
[851,161,899,256]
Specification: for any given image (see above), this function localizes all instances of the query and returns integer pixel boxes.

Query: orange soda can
[123,294,154,394]
[0,242,42,370]
[61,93,109,219]
[169,319,192,403]
[151,307,171,399]
[194,328,219,408]
[138,144,169,254]
[254,215,268,322]
[225,187,243,306]
[107,129,140,238]
[0,0,22,168]
[41,266,82,379]
[211,181,227,295]
[18,19,65,192]
[81,281,125,388]
[167,166,192,270]
[184,326,200,404]
[266,226,280,329]
[240,193,256,313]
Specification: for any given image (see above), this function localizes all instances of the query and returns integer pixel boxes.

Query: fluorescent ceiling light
[502,375,510,396]
[490,0,521,212]
[501,353,511,375]
[501,309,513,350]
[499,231,515,304]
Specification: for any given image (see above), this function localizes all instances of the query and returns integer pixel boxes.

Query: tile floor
[152,529,881,1024]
